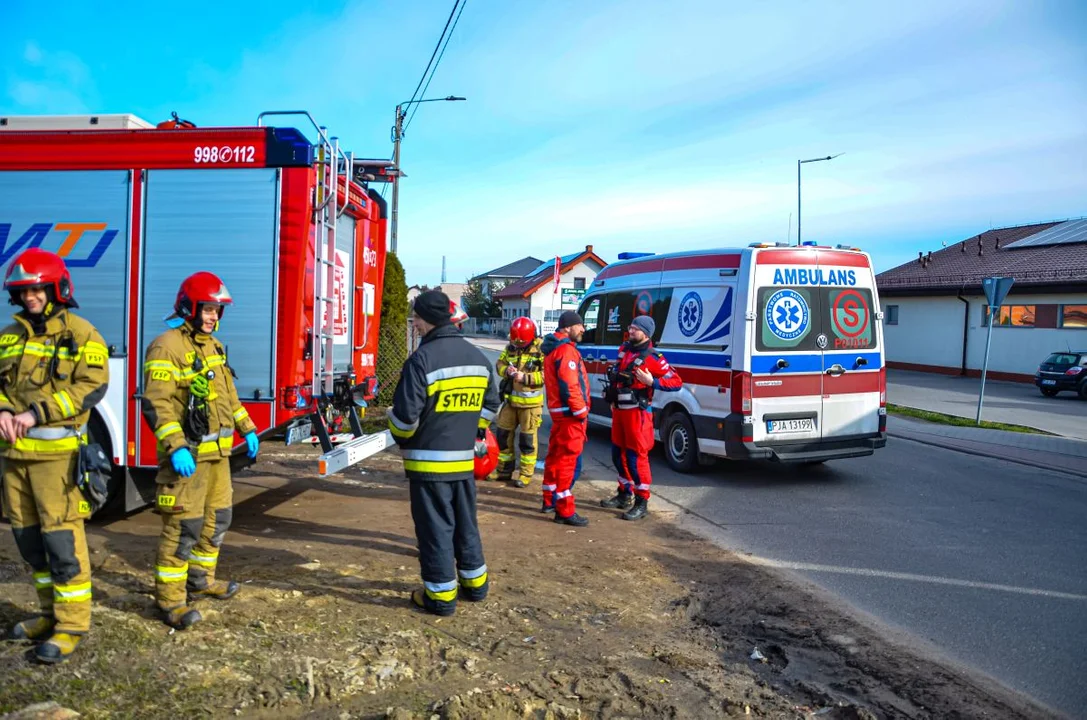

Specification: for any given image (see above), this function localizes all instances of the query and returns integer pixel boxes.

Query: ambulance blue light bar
[617,252,655,260]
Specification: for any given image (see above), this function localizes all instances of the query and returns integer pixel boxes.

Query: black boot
[601,490,634,509]
[622,497,648,521]
[554,512,589,527]
[539,502,555,514]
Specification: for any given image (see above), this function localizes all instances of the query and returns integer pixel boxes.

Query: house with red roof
[876,219,1087,382]
[494,245,607,333]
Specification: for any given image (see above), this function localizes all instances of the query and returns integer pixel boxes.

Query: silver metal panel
[333,213,356,372]
[141,169,277,399]
[0,170,130,348]
[1006,219,1087,248]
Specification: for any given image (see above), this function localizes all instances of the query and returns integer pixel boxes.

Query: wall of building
[527,259,604,332]
[882,292,1087,380]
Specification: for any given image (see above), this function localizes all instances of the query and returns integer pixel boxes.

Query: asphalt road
[478,347,1087,717]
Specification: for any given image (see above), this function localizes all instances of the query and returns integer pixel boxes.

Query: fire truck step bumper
[318,430,393,477]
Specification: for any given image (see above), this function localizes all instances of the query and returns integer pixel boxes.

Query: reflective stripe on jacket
[495,337,545,407]
[541,331,589,419]
[141,325,257,462]
[613,341,683,410]
[387,324,501,481]
[0,309,109,459]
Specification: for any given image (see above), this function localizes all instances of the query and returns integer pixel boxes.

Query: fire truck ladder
[258,112,383,465]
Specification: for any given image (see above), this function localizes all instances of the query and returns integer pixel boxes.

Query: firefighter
[0,248,109,664]
[488,317,544,487]
[541,311,590,526]
[387,290,500,616]
[141,272,259,630]
[600,315,682,520]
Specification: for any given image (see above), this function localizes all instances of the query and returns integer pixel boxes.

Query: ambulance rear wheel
[663,411,699,473]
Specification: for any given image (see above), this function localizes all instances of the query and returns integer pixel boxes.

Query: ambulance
[577,242,887,472]
[0,111,394,510]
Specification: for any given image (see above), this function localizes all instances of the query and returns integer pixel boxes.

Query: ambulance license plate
[767,418,815,433]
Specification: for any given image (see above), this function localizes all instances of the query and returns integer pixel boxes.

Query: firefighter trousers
[611,408,654,499]
[153,457,233,611]
[1,454,93,634]
[409,478,488,614]
[494,404,542,483]
[542,418,586,517]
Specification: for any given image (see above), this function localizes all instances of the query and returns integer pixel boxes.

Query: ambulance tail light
[730,371,752,414]
[283,385,313,410]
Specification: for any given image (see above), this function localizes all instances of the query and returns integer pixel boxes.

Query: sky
[2,0,1085,286]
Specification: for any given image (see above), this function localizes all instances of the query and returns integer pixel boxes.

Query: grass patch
[887,403,1047,435]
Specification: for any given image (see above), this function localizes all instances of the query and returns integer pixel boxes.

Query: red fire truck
[0,111,395,510]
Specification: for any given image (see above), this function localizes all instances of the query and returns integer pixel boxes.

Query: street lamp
[797,153,842,246]
[390,95,466,254]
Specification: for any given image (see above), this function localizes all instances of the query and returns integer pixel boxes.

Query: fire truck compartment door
[0,170,130,350]
[140,169,278,400]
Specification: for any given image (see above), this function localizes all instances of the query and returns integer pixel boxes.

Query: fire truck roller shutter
[139,169,278,401]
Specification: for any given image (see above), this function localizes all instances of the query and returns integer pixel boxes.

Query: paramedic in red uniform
[601,315,682,521]
[541,311,590,527]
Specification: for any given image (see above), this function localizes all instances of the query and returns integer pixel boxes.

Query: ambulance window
[649,288,673,344]
[824,288,876,350]
[601,288,667,345]
[577,296,601,345]
[756,286,820,352]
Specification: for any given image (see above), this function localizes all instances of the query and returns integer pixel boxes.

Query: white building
[495,246,607,333]
[877,219,1087,381]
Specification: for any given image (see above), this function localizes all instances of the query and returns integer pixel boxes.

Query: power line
[405,0,460,110]
[404,0,467,133]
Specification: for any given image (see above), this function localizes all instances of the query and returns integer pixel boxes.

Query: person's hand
[0,411,15,443]
[244,431,259,459]
[505,366,518,378]
[11,411,37,440]
[633,367,654,386]
[514,371,526,383]
[171,448,196,477]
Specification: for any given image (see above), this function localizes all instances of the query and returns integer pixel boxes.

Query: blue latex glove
[245,431,259,459]
[171,448,196,478]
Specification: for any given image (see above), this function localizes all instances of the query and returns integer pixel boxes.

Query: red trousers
[542,418,586,518]
[611,408,654,499]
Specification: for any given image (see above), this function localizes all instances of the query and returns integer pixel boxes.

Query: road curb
[888,430,1087,480]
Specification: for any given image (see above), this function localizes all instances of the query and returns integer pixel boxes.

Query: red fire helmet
[3,248,77,306]
[450,301,468,327]
[175,271,233,321]
[473,428,500,480]
[510,316,537,346]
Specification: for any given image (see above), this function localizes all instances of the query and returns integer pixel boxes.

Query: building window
[983,305,1036,327]
[1060,305,1087,328]
[574,277,586,290]
[544,310,561,322]
[885,305,899,325]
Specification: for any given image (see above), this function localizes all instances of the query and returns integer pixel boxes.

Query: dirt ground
[0,442,1058,720]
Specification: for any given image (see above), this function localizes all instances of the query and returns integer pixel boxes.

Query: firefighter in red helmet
[0,249,109,664]
[489,317,545,487]
[141,271,259,630]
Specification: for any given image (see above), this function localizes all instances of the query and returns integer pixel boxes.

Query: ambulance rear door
[749,249,824,445]
[817,249,882,438]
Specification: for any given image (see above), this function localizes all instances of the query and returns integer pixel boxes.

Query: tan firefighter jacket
[495,336,545,408]
[0,308,110,459]
[141,324,257,463]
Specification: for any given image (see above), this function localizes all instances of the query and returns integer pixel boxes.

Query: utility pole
[389,95,465,255]
[391,105,405,254]
[797,153,843,246]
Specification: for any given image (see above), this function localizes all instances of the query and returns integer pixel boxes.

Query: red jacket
[613,340,682,410]
[542,331,589,420]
